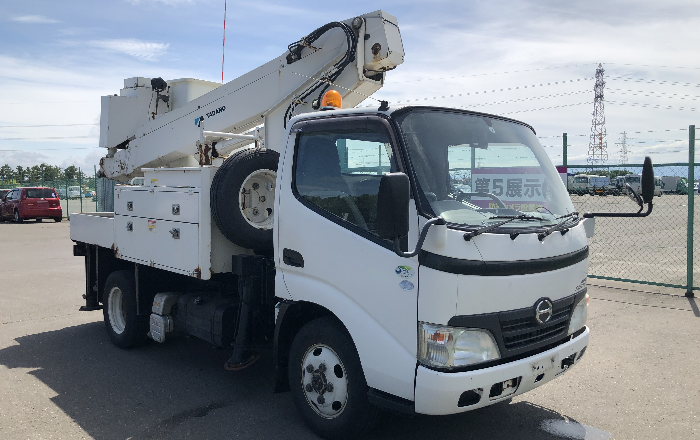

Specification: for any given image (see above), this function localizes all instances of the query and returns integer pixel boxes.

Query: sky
[1,0,699,174]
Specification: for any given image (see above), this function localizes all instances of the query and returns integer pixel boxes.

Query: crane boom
[99,10,404,182]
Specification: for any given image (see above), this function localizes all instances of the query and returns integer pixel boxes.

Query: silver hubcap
[107,287,127,334]
[239,169,276,229]
[301,344,348,419]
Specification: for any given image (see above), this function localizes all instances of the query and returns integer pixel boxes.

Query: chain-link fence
[0,167,107,219]
[566,162,698,295]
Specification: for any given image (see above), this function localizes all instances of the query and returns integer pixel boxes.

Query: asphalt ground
[0,221,698,440]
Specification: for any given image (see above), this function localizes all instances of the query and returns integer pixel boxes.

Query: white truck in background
[659,176,689,194]
[69,11,656,439]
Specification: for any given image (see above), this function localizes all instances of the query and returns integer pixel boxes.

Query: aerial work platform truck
[70,10,656,439]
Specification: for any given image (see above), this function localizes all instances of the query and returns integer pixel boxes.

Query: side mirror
[640,156,654,204]
[584,156,654,219]
[377,172,446,258]
[625,183,643,208]
[377,173,410,240]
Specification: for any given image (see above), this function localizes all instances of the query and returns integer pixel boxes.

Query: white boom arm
[99,10,404,182]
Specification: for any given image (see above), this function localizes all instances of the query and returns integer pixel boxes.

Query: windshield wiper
[463,214,541,241]
[538,212,579,242]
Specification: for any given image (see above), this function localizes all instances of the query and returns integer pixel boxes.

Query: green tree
[0,164,13,183]
[15,166,26,184]
[64,165,78,180]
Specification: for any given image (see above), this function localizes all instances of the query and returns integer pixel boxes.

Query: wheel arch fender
[272,277,417,402]
[273,300,336,393]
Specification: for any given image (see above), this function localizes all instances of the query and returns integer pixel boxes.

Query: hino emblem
[534,299,553,325]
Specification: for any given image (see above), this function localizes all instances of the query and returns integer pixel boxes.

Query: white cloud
[0,151,51,168]
[12,15,60,24]
[88,39,169,61]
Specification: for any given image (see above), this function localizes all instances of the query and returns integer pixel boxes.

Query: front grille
[500,302,573,351]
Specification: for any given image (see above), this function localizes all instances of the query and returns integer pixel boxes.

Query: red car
[0,187,63,222]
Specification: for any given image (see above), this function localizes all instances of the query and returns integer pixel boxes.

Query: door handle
[283,248,304,268]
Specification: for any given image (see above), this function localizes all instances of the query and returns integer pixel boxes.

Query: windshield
[626,176,640,183]
[394,108,575,228]
[574,176,588,183]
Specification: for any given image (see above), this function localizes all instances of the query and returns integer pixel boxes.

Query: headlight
[568,293,589,335]
[418,323,500,369]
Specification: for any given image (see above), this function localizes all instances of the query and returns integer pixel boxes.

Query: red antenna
[221,1,227,84]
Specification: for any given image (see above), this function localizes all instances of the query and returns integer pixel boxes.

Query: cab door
[276,116,420,402]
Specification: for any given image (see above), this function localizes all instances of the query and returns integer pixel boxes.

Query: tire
[289,317,380,440]
[211,147,280,251]
[36,218,42,222]
[14,210,22,223]
[54,217,62,222]
[102,270,149,349]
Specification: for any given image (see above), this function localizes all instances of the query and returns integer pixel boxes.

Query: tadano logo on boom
[195,106,226,126]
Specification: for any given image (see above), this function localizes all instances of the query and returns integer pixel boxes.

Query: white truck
[69,11,656,439]
[624,174,662,197]
[659,176,689,194]
[569,174,591,194]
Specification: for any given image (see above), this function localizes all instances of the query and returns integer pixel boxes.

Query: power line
[0,147,101,151]
[0,123,98,128]
[539,128,689,138]
[501,102,590,115]
[391,62,700,85]
[0,136,96,141]
[0,100,93,105]
[391,63,599,83]
[607,100,699,112]
[607,77,700,87]
[393,90,591,108]
[604,62,700,70]
[608,89,700,101]
[386,78,594,104]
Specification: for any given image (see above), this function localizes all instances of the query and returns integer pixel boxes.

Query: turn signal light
[321,90,342,108]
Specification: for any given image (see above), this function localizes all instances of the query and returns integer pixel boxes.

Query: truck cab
[569,174,590,194]
[274,105,589,417]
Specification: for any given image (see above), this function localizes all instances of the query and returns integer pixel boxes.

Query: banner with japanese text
[470,167,548,212]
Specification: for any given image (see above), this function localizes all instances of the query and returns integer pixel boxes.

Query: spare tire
[211,147,280,251]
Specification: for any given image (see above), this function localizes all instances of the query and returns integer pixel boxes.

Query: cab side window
[294,123,397,237]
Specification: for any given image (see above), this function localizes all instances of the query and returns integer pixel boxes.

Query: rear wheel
[54,217,62,222]
[289,317,380,440]
[102,270,149,349]
[36,218,42,222]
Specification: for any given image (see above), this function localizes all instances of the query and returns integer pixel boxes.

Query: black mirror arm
[583,201,653,218]
[392,217,446,258]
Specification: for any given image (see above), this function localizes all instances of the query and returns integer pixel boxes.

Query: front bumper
[414,326,589,415]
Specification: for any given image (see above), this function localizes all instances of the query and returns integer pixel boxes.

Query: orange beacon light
[320,90,342,108]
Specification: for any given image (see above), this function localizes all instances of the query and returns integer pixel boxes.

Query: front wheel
[102,270,149,349]
[289,317,380,440]
[14,210,22,223]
